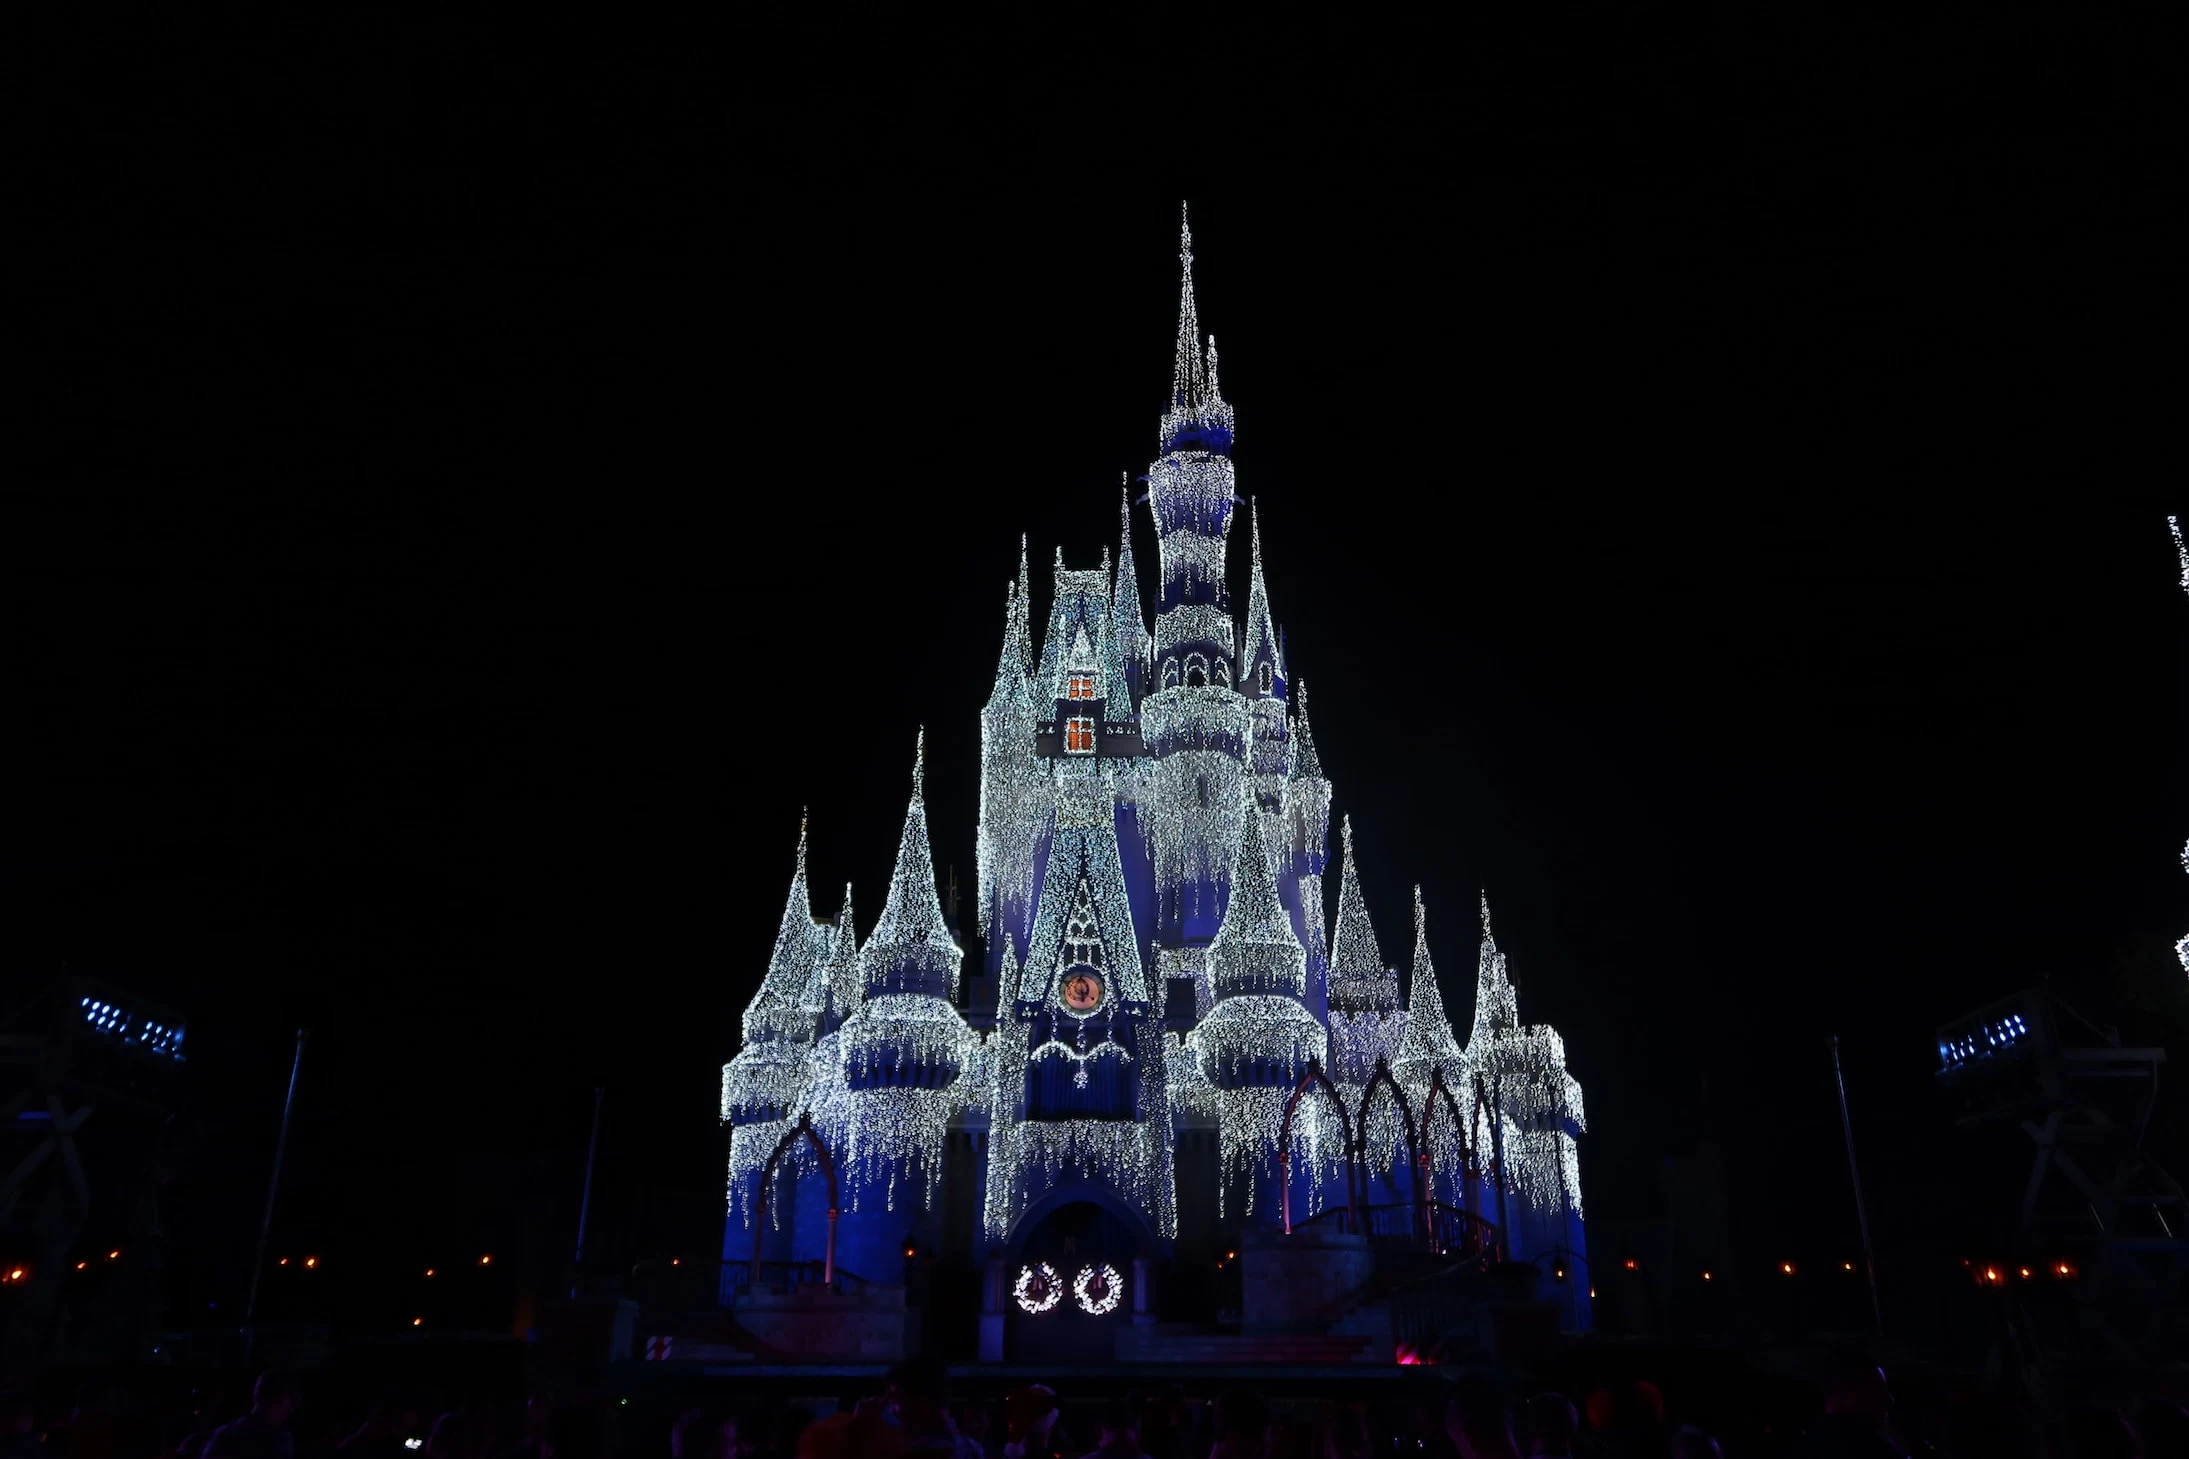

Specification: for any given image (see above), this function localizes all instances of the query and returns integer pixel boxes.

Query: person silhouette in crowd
[202,1375,302,1459]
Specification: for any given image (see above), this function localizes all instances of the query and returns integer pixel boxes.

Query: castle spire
[1015,535,1035,676]
[1468,892,1521,1046]
[860,729,962,998]
[1241,498,1282,696]
[1327,815,1395,1012]
[990,581,1033,709]
[743,814,830,1044]
[1209,795,1305,999]
[803,881,863,1030]
[1160,204,1234,454]
[1171,202,1206,413]
[1291,680,1323,780]
[1114,479,1151,698]
[1393,886,1463,1077]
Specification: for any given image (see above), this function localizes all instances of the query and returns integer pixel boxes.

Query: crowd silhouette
[3,1351,2184,1459]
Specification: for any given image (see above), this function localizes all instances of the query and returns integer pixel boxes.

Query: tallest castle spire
[1160,203,1234,455]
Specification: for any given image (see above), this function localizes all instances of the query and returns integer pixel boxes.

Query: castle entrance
[1005,1199,1144,1363]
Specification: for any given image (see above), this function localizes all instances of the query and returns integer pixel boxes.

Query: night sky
[17,8,2187,1326]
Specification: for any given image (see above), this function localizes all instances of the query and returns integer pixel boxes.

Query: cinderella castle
[719,211,1590,1361]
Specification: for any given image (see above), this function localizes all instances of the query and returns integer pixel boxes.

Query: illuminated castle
[720,210,1589,1352]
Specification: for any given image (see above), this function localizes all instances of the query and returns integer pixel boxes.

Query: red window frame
[1064,717,1096,754]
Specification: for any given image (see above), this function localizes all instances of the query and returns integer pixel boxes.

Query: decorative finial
[1480,890,1493,938]
[1101,545,1111,575]
[1054,543,1065,568]
[913,727,926,801]
[1341,811,1353,847]
[796,808,809,879]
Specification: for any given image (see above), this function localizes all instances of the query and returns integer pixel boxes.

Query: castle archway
[1002,1190,1154,1363]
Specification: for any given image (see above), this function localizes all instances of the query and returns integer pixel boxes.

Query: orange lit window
[1066,674,1097,701]
[1065,718,1095,754]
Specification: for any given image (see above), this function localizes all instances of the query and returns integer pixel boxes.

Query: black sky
[15,5,2188,1315]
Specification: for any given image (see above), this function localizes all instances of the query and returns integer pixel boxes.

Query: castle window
[1163,658,1180,688]
[1066,673,1097,701]
[1065,717,1096,754]
[1258,661,1272,693]
[1185,653,1209,688]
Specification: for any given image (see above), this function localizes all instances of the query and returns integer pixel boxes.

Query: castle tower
[722,819,835,1249]
[1462,896,1588,1323]
[1114,484,1153,707]
[813,734,974,1249]
[980,580,1042,987]
[1143,207,1252,961]
[1187,802,1332,1219]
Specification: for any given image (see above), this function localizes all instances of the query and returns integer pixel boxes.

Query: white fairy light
[1014,1263,1063,1314]
[1073,1262,1124,1315]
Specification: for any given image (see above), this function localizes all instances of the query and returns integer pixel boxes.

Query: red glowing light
[412,1317,423,1327]
[2018,1267,2032,1279]
[1623,1258,1637,1270]
[305,1257,319,1270]
[107,1250,120,1261]
[478,1254,492,1266]
[1982,1267,2001,1284]
[278,1258,289,1267]
[424,1268,435,1278]
[1842,1261,1855,1272]
[5,1268,24,1283]
[76,1262,88,1271]
[1780,1262,1796,1275]
[2056,1262,2076,1278]
[670,1258,680,1267]
[1701,1271,1712,1281]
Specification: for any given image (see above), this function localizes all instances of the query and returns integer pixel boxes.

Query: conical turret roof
[1328,817,1397,1012]
[1393,887,1463,1075]
[860,730,963,997]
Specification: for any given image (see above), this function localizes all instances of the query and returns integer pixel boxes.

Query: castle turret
[980,580,1043,985]
[1150,205,1240,694]
[721,817,834,1223]
[818,733,975,1216]
[1114,483,1153,706]
[1326,817,1403,1084]
[1188,802,1331,1216]
[1462,896,1587,1302]
[1391,887,1464,1096]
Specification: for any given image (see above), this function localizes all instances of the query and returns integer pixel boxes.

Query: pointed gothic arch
[1184,652,1209,687]
[751,1112,840,1289]
[1416,1069,1475,1226]
[1275,1057,1356,1235]
[1355,1059,1421,1233]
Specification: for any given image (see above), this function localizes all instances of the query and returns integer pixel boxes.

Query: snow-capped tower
[1462,896,1588,1321]
[801,883,861,1036]
[1391,888,1464,1098]
[1188,802,1332,1217]
[815,733,975,1227]
[1144,206,1252,961]
[980,580,1042,986]
[1283,677,1332,1019]
[1114,483,1153,707]
[1326,818,1403,1085]
[722,818,834,1223]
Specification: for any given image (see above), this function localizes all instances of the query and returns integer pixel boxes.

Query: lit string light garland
[1073,1263,1124,1315]
[1014,1263,1062,1314]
